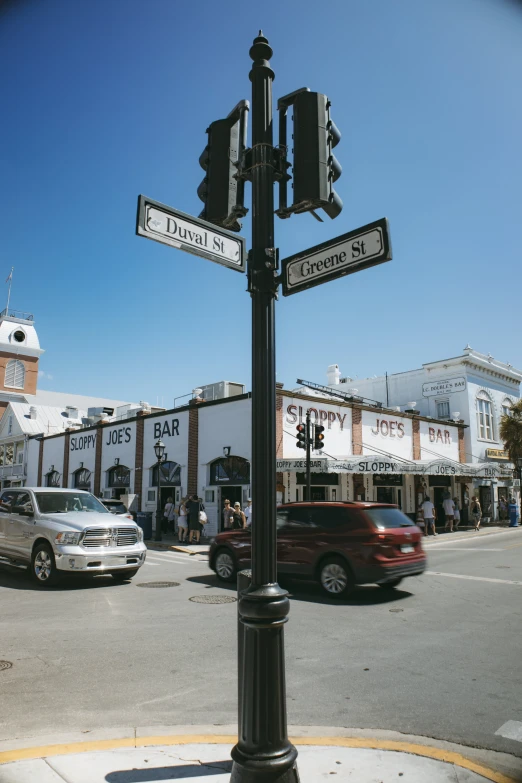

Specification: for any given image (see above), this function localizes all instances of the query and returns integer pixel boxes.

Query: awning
[277,456,513,479]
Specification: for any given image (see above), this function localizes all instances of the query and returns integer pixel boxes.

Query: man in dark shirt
[187,495,204,544]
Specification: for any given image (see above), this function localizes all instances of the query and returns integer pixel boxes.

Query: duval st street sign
[136,195,246,272]
[281,217,391,296]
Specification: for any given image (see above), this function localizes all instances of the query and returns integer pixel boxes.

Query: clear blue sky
[1,0,521,406]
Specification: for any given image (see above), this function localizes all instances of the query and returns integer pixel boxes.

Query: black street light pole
[305,411,312,502]
[231,32,299,783]
[154,438,166,542]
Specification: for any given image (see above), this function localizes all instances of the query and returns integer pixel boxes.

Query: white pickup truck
[0,487,147,586]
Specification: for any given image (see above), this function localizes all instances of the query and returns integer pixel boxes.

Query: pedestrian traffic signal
[198,101,249,232]
[291,91,342,219]
[314,424,325,451]
[296,423,307,450]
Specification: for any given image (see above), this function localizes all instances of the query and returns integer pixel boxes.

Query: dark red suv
[209,501,426,597]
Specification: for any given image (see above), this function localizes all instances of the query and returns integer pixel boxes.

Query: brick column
[62,433,70,488]
[187,400,200,496]
[352,407,362,455]
[412,418,421,460]
[94,425,103,496]
[134,413,145,511]
[37,438,44,486]
[458,427,466,463]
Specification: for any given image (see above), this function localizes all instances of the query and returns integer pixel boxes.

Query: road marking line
[429,548,504,552]
[495,721,522,742]
[504,541,522,550]
[145,557,191,567]
[0,735,516,782]
[425,570,522,586]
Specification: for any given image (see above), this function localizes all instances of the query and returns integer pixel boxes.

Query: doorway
[310,486,326,501]
[376,486,394,505]
[433,487,446,528]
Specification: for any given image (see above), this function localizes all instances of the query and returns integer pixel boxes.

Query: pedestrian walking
[499,497,507,522]
[187,495,205,544]
[422,495,437,536]
[232,501,246,529]
[443,494,455,532]
[244,497,252,527]
[453,498,461,531]
[471,496,482,531]
[163,496,175,534]
[177,497,188,543]
[222,499,234,531]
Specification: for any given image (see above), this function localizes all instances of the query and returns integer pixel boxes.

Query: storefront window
[5,444,14,465]
[151,461,181,486]
[45,470,61,487]
[502,399,512,418]
[209,456,250,485]
[73,468,92,490]
[107,465,130,488]
[477,394,494,440]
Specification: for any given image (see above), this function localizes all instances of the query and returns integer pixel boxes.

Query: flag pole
[5,267,13,314]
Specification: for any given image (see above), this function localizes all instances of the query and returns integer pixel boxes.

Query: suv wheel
[31,543,60,587]
[214,549,237,582]
[319,557,354,598]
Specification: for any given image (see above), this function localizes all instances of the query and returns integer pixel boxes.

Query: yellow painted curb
[0,734,517,783]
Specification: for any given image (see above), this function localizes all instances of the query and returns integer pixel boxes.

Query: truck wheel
[111,569,139,581]
[31,543,60,587]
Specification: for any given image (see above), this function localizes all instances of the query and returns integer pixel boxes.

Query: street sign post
[281,217,391,296]
[136,195,246,273]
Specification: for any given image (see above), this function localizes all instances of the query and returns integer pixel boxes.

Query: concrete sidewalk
[1,726,521,783]
[423,525,517,545]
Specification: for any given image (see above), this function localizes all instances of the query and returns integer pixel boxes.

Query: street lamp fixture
[223,446,231,457]
[154,439,166,542]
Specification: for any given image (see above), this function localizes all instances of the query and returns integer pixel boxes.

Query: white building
[324,346,522,520]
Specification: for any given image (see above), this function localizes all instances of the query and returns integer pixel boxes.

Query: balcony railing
[0,308,34,321]
[0,464,25,478]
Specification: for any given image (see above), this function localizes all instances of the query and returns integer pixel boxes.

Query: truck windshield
[35,492,109,514]
[365,507,415,530]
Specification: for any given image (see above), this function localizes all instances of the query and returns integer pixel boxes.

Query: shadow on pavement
[186,573,413,606]
[0,563,134,592]
[105,760,232,781]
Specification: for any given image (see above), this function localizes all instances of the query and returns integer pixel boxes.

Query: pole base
[230,755,300,782]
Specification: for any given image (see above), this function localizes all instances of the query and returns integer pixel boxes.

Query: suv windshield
[365,507,415,530]
[35,492,109,515]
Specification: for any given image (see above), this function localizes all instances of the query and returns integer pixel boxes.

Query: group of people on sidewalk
[420,492,482,536]
[162,495,207,544]
[222,498,252,531]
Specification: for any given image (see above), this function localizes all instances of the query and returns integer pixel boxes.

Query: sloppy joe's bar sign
[282,397,352,458]
[419,420,459,461]
[362,411,413,461]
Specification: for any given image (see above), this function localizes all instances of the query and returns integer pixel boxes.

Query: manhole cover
[0,661,12,671]
[137,581,180,588]
[189,595,237,604]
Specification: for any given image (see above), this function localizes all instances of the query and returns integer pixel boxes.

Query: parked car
[0,488,146,586]
[209,501,426,597]
[100,498,135,520]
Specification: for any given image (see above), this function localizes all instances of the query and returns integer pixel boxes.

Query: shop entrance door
[433,487,446,528]
[310,486,326,501]
[479,486,492,522]
[376,487,395,505]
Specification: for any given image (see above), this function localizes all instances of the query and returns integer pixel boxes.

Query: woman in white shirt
[177,497,188,543]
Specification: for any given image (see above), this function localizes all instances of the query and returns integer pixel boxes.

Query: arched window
[476,392,494,440]
[151,461,181,486]
[73,467,92,490]
[209,456,250,485]
[502,398,513,418]
[45,470,61,487]
[5,359,25,389]
[107,465,130,488]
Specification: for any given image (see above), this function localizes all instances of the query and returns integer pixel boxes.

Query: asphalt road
[0,528,521,759]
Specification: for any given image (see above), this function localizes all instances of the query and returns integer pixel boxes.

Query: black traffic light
[291,91,342,220]
[314,424,325,451]
[296,423,307,449]
[198,101,249,232]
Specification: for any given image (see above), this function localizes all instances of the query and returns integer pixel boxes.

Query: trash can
[136,512,153,540]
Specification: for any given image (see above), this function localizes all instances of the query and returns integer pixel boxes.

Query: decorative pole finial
[249,31,273,76]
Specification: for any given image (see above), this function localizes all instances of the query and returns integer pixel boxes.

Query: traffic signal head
[291,91,342,220]
[314,424,325,451]
[198,102,248,232]
[296,423,307,449]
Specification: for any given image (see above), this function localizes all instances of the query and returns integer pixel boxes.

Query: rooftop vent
[29,406,37,420]
[66,406,79,419]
